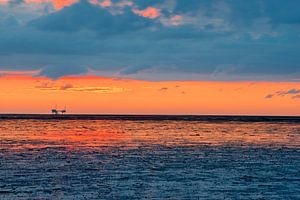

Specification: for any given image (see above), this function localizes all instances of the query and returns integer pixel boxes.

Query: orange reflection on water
[0,120,300,150]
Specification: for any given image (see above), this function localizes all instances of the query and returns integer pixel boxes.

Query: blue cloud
[0,0,300,80]
[38,65,89,79]
[29,1,154,33]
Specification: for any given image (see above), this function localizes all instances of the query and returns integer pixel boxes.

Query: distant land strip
[1,114,300,123]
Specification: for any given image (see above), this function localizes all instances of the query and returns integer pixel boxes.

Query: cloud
[0,0,300,80]
[0,0,9,5]
[265,94,273,99]
[34,82,129,93]
[89,0,111,8]
[266,89,300,99]
[132,7,160,19]
[28,0,153,33]
[292,95,300,99]
[35,81,54,88]
[1,0,78,10]
[158,87,168,92]
[51,0,79,9]
[38,65,89,79]
[0,70,39,77]
[157,85,183,93]
[67,86,128,93]
[277,89,300,96]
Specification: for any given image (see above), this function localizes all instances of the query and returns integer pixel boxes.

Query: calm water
[0,119,300,199]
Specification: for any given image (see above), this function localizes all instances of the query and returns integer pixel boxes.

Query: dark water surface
[0,117,300,199]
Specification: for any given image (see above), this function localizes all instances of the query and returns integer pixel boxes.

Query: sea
[0,115,299,199]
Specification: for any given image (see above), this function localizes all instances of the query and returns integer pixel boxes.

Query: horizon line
[1,113,300,117]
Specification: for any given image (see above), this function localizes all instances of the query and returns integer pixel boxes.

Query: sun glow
[0,75,299,115]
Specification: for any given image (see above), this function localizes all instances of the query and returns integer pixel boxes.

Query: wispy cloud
[158,87,168,92]
[292,95,300,99]
[265,89,300,99]
[34,82,130,93]
[0,70,39,77]
[265,94,273,99]
[277,89,300,96]
[156,85,185,94]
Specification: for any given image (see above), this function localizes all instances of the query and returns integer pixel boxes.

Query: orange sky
[0,75,299,115]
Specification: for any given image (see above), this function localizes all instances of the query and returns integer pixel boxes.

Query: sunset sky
[0,0,300,115]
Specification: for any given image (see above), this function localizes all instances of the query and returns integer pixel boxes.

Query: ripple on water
[0,120,299,199]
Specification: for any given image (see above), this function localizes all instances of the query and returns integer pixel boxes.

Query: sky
[0,0,300,115]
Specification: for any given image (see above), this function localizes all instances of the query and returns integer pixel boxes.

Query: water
[0,118,300,199]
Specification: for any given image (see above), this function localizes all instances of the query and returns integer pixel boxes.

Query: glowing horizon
[0,74,299,116]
